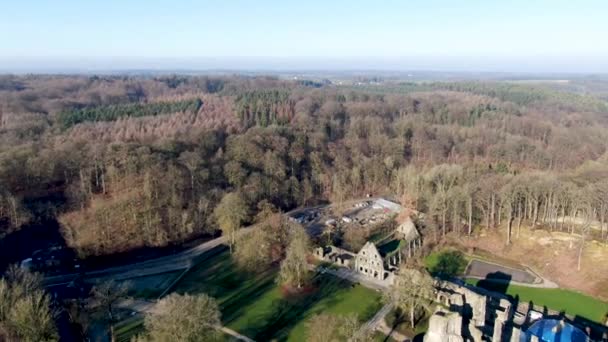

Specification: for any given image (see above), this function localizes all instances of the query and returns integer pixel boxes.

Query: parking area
[287,198,403,237]
[464,259,540,284]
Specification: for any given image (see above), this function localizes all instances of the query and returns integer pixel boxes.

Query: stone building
[313,246,355,267]
[396,216,422,257]
[354,242,392,281]
[313,200,423,285]
[352,216,422,283]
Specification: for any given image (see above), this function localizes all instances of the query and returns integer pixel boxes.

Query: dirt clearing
[456,228,608,301]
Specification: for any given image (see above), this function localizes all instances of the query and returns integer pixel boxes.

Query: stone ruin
[426,281,525,342]
[314,210,423,285]
[354,241,392,281]
[424,310,465,342]
[313,245,355,267]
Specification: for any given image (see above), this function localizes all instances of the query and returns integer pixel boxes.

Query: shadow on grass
[385,307,429,342]
[172,246,382,341]
[172,245,281,323]
[220,270,277,323]
[244,274,350,341]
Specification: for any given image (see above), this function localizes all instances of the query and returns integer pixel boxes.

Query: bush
[429,250,467,279]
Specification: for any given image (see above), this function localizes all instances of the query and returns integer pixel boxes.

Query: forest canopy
[57,98,203,128]
[1,74,608,262]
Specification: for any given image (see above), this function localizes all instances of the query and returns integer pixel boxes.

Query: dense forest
[1,74,607,263]
[57,97,203,128]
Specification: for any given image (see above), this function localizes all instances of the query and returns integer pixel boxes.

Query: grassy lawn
[235,274,382,342]
[466,278,608,323]
[172,245,278,323]
[172,245,383,341]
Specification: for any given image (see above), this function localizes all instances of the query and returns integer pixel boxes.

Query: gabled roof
[398,217,420,242]
[358,241,383,260]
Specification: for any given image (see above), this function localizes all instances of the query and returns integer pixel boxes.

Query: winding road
[43,229,249,287]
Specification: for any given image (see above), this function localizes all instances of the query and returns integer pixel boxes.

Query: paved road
[44,229,255,342]
[43,228,254,287]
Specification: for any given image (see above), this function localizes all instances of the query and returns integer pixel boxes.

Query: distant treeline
[296,79,330,88]
[358,81,608,113]
[235,89,295,127]
[57,98,203,128]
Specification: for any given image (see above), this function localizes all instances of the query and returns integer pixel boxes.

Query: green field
[173,245,383,341]
[465,278,608,323]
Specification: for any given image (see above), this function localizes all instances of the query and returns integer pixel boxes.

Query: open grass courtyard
[172,245,383,341]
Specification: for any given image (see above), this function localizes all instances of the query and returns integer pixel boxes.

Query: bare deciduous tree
[135,293,221,342]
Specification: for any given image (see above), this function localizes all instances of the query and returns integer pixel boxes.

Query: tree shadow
[476,271,512,295]
[173,246,280,322]
[0,218,68,272]
[0,190,71,272]
[1,188,220,274]
[220,270,278,323]
[241,274,353,341]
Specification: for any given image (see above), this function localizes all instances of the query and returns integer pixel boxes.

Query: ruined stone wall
[354,242,386,280]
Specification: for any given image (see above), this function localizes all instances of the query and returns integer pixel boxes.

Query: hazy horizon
[2,56,608,75]
[2,1,608,74]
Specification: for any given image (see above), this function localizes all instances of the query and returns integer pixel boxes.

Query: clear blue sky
[1,0,608,72]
